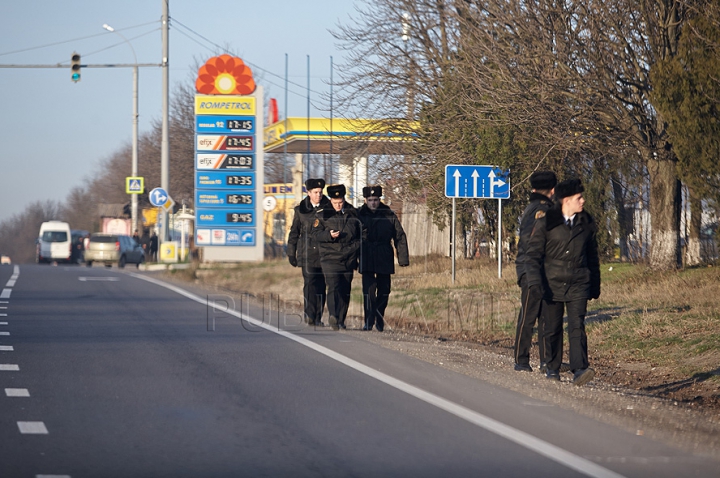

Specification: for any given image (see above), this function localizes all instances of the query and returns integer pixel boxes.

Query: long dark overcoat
[286,195,331,268]
[310,203,363,272]
[358,203,409,274]
[526,207,601,302]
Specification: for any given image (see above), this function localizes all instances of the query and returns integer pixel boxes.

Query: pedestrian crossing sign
[126,177,145,194]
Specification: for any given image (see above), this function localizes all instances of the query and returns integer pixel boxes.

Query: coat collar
[299,195,330,214]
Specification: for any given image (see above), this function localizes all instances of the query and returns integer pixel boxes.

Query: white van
[37,221,73,263]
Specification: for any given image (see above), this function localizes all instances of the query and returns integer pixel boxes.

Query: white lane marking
[13,265,19,274]
[0,289,10,299]
[0,364,19,371]
[0,300,7,303]
[0,313,6,317]
[17,421,48,434]
[0,306,7,308]
[6,279,16,287]
[78,277,119,282]
[0,345,14,351]
[0,322,7,325]
[130,273,627,478]
[6,388,29,397]
[36,475,71,478]
[0,331,9,336]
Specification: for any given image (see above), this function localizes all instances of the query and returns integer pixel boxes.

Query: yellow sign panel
[125,177,144,194]
[195,95,255,116]
[160,241,178,263]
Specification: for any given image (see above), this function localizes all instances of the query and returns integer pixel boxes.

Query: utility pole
[160,0,170,241]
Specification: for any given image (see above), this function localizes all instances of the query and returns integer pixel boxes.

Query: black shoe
[338,323,346,330]
[376,323,384,332]
[362,325,370,331]
[572,368,595,386]
[314,321,325,327]
[539,362,548,373]
[560,362,571,373]
[514,363,533,372]
[546,369,560,381]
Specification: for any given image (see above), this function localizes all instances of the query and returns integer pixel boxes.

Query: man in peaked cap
[526,178,601,386]
[311,184,364,330]
[514,171,557,373]
[287,178,331,326]
[358,185,409,331]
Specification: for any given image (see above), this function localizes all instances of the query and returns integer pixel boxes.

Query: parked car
[84,233,145,268]
[1,255,10,265]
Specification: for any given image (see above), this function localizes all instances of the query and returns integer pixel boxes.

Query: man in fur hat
[514,171,556,373]
[311,184,363,330]
[287,178,331,326]
[526,178,601,386]
[358,186,409,331]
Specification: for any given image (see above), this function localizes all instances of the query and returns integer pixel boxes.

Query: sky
[0,0,358,223]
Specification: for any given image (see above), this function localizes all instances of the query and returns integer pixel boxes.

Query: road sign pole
[452,198,456,284]
[498,199,502,279]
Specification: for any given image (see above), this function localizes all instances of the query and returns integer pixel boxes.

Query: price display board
[194,92,262,251]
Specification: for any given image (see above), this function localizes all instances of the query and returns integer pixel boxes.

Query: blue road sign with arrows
[444,165,510,199]
[149,187,169,207]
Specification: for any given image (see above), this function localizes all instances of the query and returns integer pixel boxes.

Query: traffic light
[71,52,81,83]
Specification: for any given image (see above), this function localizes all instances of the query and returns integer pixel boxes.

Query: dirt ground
[160,267,720,460]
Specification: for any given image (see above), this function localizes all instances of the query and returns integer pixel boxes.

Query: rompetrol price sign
[194,54,263,260]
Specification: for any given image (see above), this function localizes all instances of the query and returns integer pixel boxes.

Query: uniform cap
[554,178,584,199]
[362,185,383,198]
[326,184,346,198]
[530,171,557,190]
[305,178,325,191]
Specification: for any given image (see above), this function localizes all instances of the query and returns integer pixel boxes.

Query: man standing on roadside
[287,178,331,326]
[526,178,601,386]
[311,184,363,330]
[358,186,409,331]
[514,171,556,373]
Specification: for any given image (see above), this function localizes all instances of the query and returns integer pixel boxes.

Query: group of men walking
[287,179,409,331]
[514,171,601,387]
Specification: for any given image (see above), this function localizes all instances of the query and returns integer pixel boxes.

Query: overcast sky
[0,0,357,223]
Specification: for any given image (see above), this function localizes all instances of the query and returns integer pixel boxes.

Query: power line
[79,28,161,62]
[0,21,159,58]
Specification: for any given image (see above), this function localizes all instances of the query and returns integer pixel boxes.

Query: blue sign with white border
[444,165,510,199]
[196,171,255,189]
[196,208,256,227]
[195,189,255,208]
[195,116,255,134]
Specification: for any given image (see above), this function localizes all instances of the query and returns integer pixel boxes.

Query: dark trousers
[302,266,326,324]
[543,298,589,372]
[362,272,391,330]
[514,275,547,366]
[324,270,354,326]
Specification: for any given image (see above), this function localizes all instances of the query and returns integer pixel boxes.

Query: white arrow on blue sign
[149,187,169,207]
[444,165,510,199]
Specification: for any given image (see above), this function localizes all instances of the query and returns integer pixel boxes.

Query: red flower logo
[195,55,256,95]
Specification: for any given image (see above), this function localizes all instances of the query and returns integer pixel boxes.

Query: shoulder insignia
[535,211,546,219]
[313,219,320,227]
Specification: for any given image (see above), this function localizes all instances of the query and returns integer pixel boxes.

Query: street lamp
[103,23,140,236]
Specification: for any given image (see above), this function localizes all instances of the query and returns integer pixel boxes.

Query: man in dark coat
[513,171,556,372]
[526,178,601,386]
[311,184,363,330]
[287,178,331,326]
[358,186,409,331]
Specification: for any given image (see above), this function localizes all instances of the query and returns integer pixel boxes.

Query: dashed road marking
[0,364,20,371]
[6,279,16,287]
[0,289,10,299]
[17,421,48,434]
[78,277,119,282]
[0,331,10,336]
[0,346,13,351]
[36,475,71,478]
[0,314,7,317]
[5,388,29,397]
[0,322,7,325]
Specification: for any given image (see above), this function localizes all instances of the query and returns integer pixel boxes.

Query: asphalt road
[0,264,717,478]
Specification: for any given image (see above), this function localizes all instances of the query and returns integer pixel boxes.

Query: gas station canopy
[263,117,418,155]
